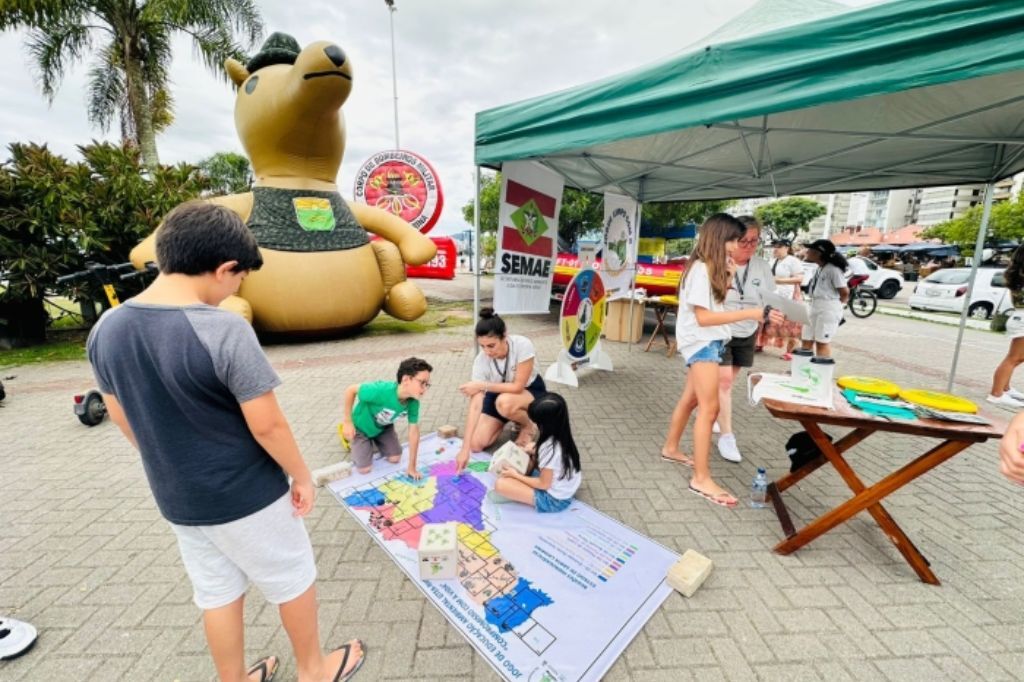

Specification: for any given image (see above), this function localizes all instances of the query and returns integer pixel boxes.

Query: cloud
[0,0,879,234]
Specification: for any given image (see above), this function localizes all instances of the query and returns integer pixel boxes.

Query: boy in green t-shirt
[342,357,432,478]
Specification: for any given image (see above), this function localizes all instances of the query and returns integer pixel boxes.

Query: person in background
[988,245,1024,408]
[760,238,805,360]
[800,239,849,358]
[999,411,1024,485]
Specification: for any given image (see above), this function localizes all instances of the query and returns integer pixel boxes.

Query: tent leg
[473,166,481,328]
[947,183,994,393]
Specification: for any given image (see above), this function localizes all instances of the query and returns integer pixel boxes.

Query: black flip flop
[247,655,278,682]
[332,639,367,682]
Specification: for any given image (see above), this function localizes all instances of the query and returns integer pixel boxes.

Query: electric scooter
[57,262,157,426]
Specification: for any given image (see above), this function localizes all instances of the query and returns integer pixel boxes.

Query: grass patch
[363,299,473,337]
[0,330,88,368]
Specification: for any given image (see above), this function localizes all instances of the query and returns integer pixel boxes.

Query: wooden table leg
[644,307,664,352]
[774,422,972,584]
[774,427,874,493]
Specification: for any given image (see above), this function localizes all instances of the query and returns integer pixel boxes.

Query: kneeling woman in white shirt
[494,392,582,513]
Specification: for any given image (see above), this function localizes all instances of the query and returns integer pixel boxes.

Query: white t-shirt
[724,256,775,337]
[771,255,804,300]
[472,334,539,386]
[809,263,847,303]
[675,260,731,361]
[537,439,581,500]
[848,257,870,277]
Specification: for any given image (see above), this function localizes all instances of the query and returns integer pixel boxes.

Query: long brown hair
[1005,245,1024,291]
[682,213,745,303]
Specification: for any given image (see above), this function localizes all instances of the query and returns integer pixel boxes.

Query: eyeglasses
[738,239,760,246]
[415,378,432,389]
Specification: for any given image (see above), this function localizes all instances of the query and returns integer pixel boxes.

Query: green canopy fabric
[474,0,1024,202]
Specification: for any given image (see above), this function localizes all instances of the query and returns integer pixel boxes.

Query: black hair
[475,306,506,338]
[397,357,432,382]
[527,392,581,480]
[823,251,848,271]
[156,201,263,275]
[1005,245,1024,292]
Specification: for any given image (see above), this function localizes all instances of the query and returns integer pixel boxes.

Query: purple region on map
[483,578,553,632]
[422,463,486,529]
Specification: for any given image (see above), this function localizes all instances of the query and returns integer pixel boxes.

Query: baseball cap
[803,239,836,257]
[770,238,792,247]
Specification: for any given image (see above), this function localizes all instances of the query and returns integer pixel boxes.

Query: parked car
[908,267,1010,319]
[848,256,904,299]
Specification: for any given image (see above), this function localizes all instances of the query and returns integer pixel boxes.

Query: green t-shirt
[351,381,419,438]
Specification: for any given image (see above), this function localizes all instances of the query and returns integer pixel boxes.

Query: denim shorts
[528,469,573,513]
[685,339,725,367]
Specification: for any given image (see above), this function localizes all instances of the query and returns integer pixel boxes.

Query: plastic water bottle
[750,468,769,508]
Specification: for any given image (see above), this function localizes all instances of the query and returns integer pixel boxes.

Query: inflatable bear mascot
[131,33,436,335]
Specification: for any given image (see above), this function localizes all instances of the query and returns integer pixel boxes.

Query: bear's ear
[225,58,250,87]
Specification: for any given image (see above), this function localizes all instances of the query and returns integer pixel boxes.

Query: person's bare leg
[203,595,249,682]
[494,477,537,506]
[495,392,537,445]
[717,365,742,435]
[279,584,363,682]
[662,374,697,463]
[815,341,831,358]
[688,363,731,498]
[992,339,1024,396]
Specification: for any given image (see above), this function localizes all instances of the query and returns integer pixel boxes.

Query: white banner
[494,162,564,314]
[601,192,640,300]
[330,433,677,682]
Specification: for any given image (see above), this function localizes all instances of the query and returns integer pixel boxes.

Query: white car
[848,256,905,299]
[908,267,1011,319]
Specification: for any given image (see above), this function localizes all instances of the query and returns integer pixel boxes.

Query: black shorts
[721,332,757,368]
[481,375,547,422]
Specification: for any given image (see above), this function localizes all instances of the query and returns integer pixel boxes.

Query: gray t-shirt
[87,301,287,526]
[809,263,847,302]
[725,256,776,337]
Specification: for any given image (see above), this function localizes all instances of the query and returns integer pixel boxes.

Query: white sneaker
[1006,387,1024,402]
[986,393,1024,409]
[712,420,721,434]
[717,434,742,462]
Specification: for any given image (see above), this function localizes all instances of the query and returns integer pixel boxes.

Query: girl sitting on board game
[493,392,581,513]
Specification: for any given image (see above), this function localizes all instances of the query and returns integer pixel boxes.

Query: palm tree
[0,1,262,169]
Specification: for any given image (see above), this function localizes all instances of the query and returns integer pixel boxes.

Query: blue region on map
[483,578,554,632]
[344,489,387,507]
[420,471,486,529]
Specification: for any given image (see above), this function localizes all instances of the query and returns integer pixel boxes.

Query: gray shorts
[169,492,317,610]
[350,424,402,469]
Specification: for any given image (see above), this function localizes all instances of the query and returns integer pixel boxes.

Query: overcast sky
[0,0,879,235]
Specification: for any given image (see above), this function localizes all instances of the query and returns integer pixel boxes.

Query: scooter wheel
[78,391,107,426]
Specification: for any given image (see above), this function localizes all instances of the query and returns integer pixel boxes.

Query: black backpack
[785,431,832,473]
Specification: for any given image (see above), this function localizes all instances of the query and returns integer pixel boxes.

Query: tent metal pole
[473,166,481,325]
[628,179,646,354]
[947,182,994,393]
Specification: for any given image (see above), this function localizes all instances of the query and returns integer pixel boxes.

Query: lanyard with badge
[733,264,754,306]
[492,342,514,382]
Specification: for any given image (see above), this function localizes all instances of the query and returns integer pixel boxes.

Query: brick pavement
[3,292,1024,681]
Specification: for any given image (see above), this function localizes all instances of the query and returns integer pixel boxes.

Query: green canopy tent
[473,0,1024,390]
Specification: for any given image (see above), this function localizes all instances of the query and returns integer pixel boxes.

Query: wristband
[762,305,774,322]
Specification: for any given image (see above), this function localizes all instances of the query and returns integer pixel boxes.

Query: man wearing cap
[801,239,850,358]
[715,215,777,463]
[761,238,805,359]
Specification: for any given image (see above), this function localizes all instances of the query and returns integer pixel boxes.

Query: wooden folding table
[643,299,677,356]
[760,388,1005,584]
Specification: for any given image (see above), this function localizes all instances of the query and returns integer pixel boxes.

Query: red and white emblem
[353,149,444,234]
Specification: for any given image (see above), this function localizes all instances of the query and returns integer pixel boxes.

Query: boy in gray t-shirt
[87,201,365,682]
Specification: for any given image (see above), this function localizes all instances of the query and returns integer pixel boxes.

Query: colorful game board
[329,433,678,682]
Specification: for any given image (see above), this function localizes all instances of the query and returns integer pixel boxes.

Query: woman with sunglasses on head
[455,308,546,472]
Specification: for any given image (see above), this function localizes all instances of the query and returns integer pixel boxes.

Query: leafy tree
[0,141,208,346]
[920,194,1024,255]
[0,1,263,169]
[462,172,501,233]
[199,151,253,196]
[755,197,826,238]
[641,200,732,229]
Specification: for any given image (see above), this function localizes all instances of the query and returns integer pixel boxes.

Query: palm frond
[0,0,76,30]
[25,19,94,99]
[86,41,125,132]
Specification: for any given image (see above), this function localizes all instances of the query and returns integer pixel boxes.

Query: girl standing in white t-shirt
[455,308,546,472]
[494,392,581,513]
[661,214,784,508]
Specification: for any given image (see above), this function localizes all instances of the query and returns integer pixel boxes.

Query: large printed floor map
[329,433,678,682]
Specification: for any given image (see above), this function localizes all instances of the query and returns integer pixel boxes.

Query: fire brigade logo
[353,150,444,234]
